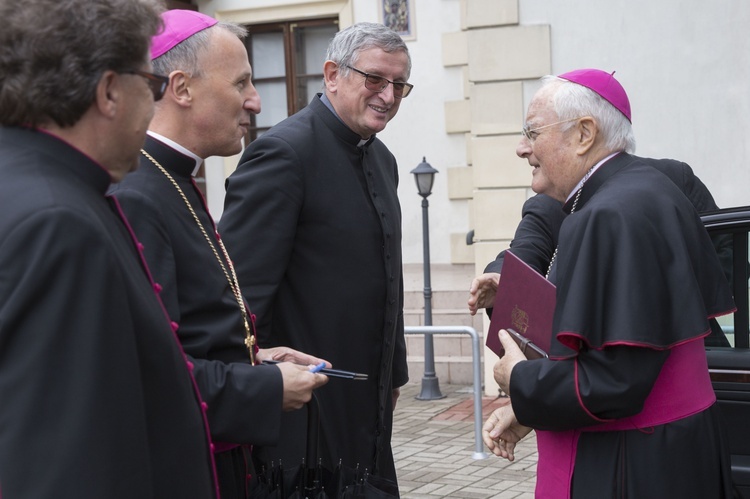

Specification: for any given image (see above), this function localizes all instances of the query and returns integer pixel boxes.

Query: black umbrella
[249,393,329,498]
[250,375,399,498]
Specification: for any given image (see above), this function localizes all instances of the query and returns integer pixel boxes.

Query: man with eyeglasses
[108,10,331,499]
[219,22,412,494]
[468,86,730,348]
[480,69,735,498]
[0,0,219,497]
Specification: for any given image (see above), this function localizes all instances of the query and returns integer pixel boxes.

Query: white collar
[147,130,204,176]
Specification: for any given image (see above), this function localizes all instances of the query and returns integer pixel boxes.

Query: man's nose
[244,83,261,114]
[516,136,532,158]
[378,82,396,104]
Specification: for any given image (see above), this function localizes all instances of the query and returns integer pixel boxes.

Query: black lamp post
[410,157,445,400]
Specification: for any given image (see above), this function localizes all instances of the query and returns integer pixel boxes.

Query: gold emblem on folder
[511,305,529,335]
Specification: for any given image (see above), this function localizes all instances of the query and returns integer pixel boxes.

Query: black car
[703,206,750,498]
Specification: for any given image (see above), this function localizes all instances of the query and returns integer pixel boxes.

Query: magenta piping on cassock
[109,195,221,498]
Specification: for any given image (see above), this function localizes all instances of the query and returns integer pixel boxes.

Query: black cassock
[111,135,285,498]
[509,153,735,498]
[220,95,407,491]
[0,127,216,498]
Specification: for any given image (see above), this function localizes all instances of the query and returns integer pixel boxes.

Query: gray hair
[326,22,411,79]
[541,75,636,154]
[153,22,248,77]
[0,0,163,128]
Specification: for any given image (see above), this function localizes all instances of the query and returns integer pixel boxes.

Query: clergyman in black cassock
[483,69,735,499]
[109,10,329,498]
[220,23,413,494]
[0,1,217,496]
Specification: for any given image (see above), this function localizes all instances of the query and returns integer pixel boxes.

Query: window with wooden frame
[243,18,339,143]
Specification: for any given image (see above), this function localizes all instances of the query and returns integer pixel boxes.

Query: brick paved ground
[393,382,538,498]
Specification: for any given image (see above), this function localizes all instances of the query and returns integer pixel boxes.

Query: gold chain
[545,166,594,280]
[140,149,256,365]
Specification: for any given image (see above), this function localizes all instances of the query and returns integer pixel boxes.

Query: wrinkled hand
[482,403,532,461]
[257,346,331,369]
[467,273,500,316]
[275,362,329,411]
[493,329,528,394]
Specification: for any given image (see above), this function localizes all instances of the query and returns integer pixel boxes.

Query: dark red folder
[486,250,555,359]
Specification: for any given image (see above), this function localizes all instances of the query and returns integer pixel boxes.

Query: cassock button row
[186,361,195,372]
[201,402,208,412]
[210,443,216,452]
[153,282,163,293]
[137,242,145,251]
[170,321,179,332]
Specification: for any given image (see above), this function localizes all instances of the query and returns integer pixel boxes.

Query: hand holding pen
[268,359,328,411]
[309,361,327,373]
[262,359,368,381]
[256,345,331,369]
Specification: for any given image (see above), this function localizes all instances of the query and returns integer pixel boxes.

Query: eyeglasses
[123,70,169,101]
[521,117,582,142]
[346,66,413,99]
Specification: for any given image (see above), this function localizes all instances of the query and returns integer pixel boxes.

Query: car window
[711,231,737,346]
[704,217,750,498]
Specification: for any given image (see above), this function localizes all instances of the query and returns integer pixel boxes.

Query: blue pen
[310,362,326,373]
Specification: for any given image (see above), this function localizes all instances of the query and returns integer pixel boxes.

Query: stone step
[402,263,487,385]
[404,313,486,385]
[407,358,477,389]
[403,263,476,293]
[403,289,471,310]
[403,308,482,329]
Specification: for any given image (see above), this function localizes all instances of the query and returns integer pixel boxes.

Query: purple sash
[535,338,715,498]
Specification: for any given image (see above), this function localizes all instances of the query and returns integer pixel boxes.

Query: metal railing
[404,325,489,459]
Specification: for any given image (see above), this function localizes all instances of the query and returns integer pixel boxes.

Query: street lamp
[410,157,445,400]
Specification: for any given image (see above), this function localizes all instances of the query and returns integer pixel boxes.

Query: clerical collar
[146,130,203,176]
[564,152,620,204]
[319,93,371,147]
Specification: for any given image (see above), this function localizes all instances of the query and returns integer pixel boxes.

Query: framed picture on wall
[380,0,416,41]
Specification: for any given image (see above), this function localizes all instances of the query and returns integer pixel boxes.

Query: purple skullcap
[557,68,632,123]
[151,9,218,60]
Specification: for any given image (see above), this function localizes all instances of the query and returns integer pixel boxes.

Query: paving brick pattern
[393,382,538,498]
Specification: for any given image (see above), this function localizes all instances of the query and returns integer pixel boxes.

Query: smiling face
[188,28,260,158]
[325,47,409,139]
[516,84,586,202]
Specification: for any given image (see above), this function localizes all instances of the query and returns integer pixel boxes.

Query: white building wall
[518,0,750,209]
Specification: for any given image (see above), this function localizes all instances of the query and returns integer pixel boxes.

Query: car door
[703,206,750,499]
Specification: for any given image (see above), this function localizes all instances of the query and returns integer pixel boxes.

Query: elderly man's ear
[575,116,598,156]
